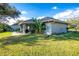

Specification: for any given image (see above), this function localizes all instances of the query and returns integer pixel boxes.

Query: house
[11,23,20,31]
[19,17,68,35]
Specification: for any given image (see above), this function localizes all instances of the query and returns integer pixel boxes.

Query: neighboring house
[19,17,68,35]
[11,23,20,31]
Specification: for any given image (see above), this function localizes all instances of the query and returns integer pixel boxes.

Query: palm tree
[32,17,45,33]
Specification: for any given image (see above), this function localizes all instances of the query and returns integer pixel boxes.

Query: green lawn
[0,32,12,39]
[0,31,79,56]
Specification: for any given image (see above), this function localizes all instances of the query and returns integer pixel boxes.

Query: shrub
[0,23,13,32]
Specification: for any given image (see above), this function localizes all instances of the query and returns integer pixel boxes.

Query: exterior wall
[11,24,20,31]
[45,22,67,35]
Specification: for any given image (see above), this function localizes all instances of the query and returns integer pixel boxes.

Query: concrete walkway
[12,32,31,36]
[12,32,24,36]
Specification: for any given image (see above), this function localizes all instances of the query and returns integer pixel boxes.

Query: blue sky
[10,3,79,18]
[8,3,79,25]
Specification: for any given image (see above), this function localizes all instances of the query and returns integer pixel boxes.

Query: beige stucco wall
[45,22,67,35]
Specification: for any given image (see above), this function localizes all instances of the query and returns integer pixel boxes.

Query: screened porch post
[20,24,22,32]
[22,24,26,34]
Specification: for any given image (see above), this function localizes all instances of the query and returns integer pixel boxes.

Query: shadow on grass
[49,31,79,41]
[0,31,79,47]
[0,34,45,47]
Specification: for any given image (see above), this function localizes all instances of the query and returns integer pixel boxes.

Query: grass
[0,32,12,39]
[0,31,79,56]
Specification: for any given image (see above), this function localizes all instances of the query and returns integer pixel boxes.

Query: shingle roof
[39,17,59,22]
[19,17,68,25]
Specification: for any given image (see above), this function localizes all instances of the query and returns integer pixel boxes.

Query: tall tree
[0,3,21,22]
[66,16,79,31]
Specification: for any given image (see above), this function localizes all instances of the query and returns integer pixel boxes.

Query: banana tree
[32,18,45,33]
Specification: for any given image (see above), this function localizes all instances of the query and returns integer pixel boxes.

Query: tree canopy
[0,3,21,19]
[66,16,79,31]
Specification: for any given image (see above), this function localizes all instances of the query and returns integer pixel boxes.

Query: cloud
[53,8,79,20]
[52,6,58,9]
[17,16,30,21]
[21,11,28,15]
[7,16,30,25]
[37,16,45,19]
[73,8,79,17]
[7,18,17,25]
[53,10,73,19]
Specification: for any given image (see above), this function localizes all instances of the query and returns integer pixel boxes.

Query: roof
[19,17,68,25]
[19,19,34,25]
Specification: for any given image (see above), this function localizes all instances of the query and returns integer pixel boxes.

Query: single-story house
[11,23,20,31]
[18,17,68,35]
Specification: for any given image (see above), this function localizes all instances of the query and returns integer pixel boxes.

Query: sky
[8,3,79,25]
